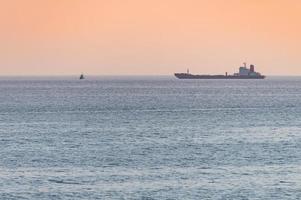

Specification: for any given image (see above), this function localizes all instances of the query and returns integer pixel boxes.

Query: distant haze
[1,0,301,76]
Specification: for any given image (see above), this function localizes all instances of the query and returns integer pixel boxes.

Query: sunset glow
[1,0,301,75]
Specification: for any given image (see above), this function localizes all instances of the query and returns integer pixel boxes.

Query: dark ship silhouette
[175,63,265,79]
[79,74,85,80]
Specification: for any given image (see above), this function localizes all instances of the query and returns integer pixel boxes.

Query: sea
[0,76,301,199]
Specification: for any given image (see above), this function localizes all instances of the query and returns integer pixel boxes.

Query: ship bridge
[238,63,260,76]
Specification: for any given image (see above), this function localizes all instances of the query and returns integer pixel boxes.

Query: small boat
[79,74,85,80]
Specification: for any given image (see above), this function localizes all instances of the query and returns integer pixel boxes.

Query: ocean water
[1,76,301,199]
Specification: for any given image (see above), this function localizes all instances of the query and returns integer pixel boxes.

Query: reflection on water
[0,76,301,199]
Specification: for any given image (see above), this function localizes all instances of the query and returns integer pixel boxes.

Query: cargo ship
[175,63,265,79]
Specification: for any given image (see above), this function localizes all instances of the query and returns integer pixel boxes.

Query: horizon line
[0,74,300,77]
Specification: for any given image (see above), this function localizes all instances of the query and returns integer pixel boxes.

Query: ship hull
[174,73,265,79]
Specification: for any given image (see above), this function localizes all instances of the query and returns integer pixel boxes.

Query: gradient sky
[1,0,301,75]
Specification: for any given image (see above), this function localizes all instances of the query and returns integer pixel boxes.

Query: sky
[0,0,301,75]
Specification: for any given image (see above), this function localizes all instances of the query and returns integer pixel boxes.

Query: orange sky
[0,0,301,75]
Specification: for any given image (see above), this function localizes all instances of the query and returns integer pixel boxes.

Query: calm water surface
[1,76,301,199]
